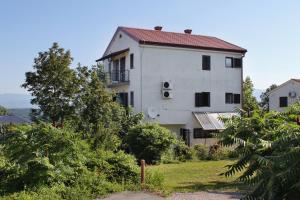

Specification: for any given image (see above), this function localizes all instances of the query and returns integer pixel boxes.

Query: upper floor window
[279,96,288,107]
[226,57,242,68]
[130,53,134,69]
[225,93,241,104]
[195,92,210,107]
[202,55,211,70]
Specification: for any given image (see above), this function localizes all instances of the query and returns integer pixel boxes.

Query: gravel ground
[100,191,241,200]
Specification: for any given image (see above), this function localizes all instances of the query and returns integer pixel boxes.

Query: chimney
[154,26,163,31]
[184,29,192,34]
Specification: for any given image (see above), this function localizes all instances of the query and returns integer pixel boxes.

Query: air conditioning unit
[289,91,297,98]
[162,90,173,99]
[162,81,173,90]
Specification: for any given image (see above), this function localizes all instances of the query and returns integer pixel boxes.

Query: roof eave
[139,41,247,54]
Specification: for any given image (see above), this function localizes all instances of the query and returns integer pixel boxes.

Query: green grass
[148,160,247,192]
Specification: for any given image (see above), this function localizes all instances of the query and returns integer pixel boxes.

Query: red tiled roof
[292,79,300,83]
[120,27,247,54]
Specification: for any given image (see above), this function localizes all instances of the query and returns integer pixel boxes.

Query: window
[130,91,134,107]
[202,55,211,70]
[130,53,134,69]
[234,94,241,104]
[225,93,241,104]
[234,58,242,68]
[117,92,128,107]
[193,128,213,138]
[226,57,242,68]
[195,92,210,107]
[225,57,233,67]
[279,96,288,107]
[225,93,234,104]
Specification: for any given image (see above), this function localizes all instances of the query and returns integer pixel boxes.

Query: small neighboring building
[269,79,300,112]
[97,26,247,146]
[0,115,30,124]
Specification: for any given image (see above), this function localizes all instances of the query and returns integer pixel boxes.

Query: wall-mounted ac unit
[162,81,173,90]
[162,90,173,99]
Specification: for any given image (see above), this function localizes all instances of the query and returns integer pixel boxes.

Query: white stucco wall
[269,80,300,112]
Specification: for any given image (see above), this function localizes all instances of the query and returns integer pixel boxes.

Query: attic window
[119,34,122,38]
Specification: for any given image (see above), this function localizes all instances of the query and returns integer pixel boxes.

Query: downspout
[241,53,245,111]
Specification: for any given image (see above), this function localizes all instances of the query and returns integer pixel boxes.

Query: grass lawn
[148,160,247,192]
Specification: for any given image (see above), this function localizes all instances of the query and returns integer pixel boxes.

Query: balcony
[106,70,130,86]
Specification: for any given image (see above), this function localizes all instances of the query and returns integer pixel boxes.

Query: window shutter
[130,53,134,69]
[195,93,200,107]
[130,91,134,107]
[234,94,241,104]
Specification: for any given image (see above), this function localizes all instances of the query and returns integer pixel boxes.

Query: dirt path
[100,191,241,200]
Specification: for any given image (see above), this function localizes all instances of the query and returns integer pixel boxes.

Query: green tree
[243,76,259,116]
[219,106,300,200]
[72,65,142,150]
[124,123,176,164]
[259,84,277,111]
[22,43,77,127]
[0,105,8,115]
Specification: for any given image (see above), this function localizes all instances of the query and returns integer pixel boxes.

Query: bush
[207,144,230,160]
[124,123,176,164]
[193,144,209,160]
[0,123,139,198]
[173,140,193,162]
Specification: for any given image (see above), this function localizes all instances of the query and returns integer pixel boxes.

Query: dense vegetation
[219,106,300,199]
[0,106,8,116]
[0,43,182,199]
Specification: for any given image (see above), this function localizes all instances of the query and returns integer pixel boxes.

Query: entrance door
[112,59,119,81]
[180,128,190,146]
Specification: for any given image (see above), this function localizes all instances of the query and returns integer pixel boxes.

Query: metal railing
[107,70,130,85]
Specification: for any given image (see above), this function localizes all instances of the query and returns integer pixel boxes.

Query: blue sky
[1,0,300,94]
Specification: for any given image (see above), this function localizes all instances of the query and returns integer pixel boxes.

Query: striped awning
[193,112,238,130]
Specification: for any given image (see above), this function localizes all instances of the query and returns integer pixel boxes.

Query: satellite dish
[147,107,158,119]
[289,91,297,98]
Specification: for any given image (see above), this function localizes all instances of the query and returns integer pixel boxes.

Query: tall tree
[259,84,277,111]
[243,76,259,116]
[0,105,8,115]
[22,43,77,127]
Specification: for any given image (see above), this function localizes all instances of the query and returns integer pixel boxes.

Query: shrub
[124,123,176,164]
[173,140,193,162]
[0,123,139,198]
[193,144,209,160]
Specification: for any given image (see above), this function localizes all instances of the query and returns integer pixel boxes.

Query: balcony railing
[106,70,130,86]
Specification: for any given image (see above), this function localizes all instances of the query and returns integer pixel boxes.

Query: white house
[97,26,247,146]
[268,79,300,112]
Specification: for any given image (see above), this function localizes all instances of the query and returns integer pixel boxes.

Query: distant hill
[8,108,32,122]
[0,93,33,108]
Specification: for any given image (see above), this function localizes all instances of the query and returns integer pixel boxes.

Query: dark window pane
[195,92,210,107]
[225,93,233,104]
[202,55,211,70]
[234,58,242,68]
[234,94,241,104]
[279,96,288,107]
[193,128,213,138]
[225,57,233,68]
[118,92,128,107]
[130,53,134,69]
